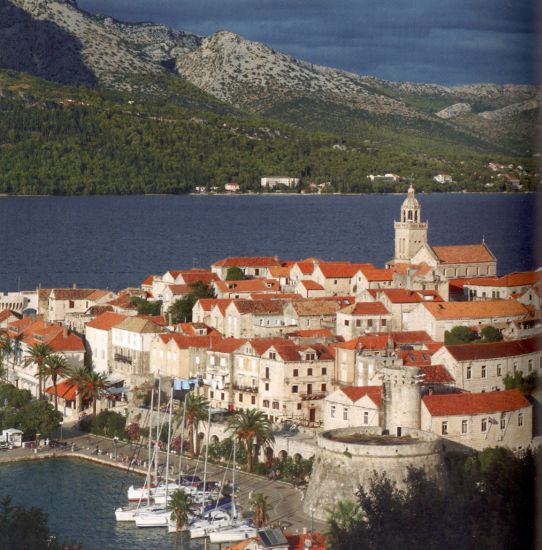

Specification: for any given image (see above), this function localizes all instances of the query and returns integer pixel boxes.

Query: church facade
[390,186,497,280]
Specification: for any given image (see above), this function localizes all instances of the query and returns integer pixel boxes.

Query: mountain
[0,0,538,168]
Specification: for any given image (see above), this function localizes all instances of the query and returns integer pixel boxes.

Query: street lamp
[113,436,119,461]
[310,506,315,533]
[59,419,64,442]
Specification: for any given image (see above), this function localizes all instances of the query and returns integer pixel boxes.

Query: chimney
[73,282,77,289]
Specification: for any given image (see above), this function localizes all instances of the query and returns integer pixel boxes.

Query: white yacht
[208,524,258,543]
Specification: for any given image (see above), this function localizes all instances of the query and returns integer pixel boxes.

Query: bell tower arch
[393,185,428,263]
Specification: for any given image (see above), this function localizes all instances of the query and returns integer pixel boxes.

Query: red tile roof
[231,300,285,315]
[334,335,392,351]
[86,312,127,331]
[215,279,280,294]
[420,364,454,384]
[317,262,373,279]
[431,243,495,264]
[159,333,217,349]
[398,349,432,366]
[249,293,301,301]
[50,288,99,301]
[181,271,219,284]
[452,270,542,288]
[141,275,155,286]
[340,386,382,407]
[423,300,528,320]
[167,284,191,295]
[422,389,530,416]
[443,336,542,361]
[340,302,390,316]
[45,380,78,402]
[378,289,444,303]
[299,280,325,291]
[47,331,85,352]
[196,298,233,312]
[210,338,247,353]
[213,256,281,268]
[286,533,326,550]
[286,328,335,338]
[358,267,395,281]
[0,309,20,323]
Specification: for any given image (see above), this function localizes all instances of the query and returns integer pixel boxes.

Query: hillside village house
[6,317,85,398]
[0,309,21,329]
[150,269,218,301]
[449,270,542,302]
[335,302,392,339]
[40,288,115,323]
[362,288,443,332]
[213,278,280,299]
[283,299,349,331]
[149,333,216,379]
[311,262,372,296]
[324,386,382,430]
[421,390,532,452]
[287,259,318,291]
[211,256,282,280]
[224,300,286,338]
[111,317,164,384]
[294,280,326,298]
[0,290,36,314]
[192,298,232,330]
[260,177,299,189]
[350,266,395,295]
[430,337,542,393]
[408,299,530,341]
[85,312,127,374]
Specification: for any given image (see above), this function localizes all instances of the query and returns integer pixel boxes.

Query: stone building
[335,301,392,339]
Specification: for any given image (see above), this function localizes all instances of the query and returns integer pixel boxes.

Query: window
[69,300,74,309]
[381,319,387,327]
[344,319,350,326]
[513,362,518,374]
[269,352,276,360]
[292,385,299,393]
[500,415,506,430]
[481,418,487,432]
[441,421,448,435]
[481,366,486,378]
[306,353,315,361]
[265,383,269,391]
[518,413,523,427]
[355,319,361,327]
[307,368,313,376]
[239,393,243,402]
[297,403,302,410]
[343,407,348,421]
[321,383,327,392]
[466,366,472,380]
[461,420,468,434]
[363,411,369,425]
[263,400,270,408]
[367,319,373,328]
[265,367,270,379]
[251,396,256,405]
[497,364,502,377]
[528,359,533,372]
[293,369,299,377]
[254,269,260,276]
[210,391,214,398]
[272,401,279,410]
[322,368,327,375]
[330,405,336,418]
[334,279,338,285]
[221,393,225,401]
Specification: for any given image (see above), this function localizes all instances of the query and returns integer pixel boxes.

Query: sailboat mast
[232,437,237,520]
[147,383,155,506]
[154,376,161,483]
[177,389,188,482]
[201,405,212,514]
[164,380,174,503]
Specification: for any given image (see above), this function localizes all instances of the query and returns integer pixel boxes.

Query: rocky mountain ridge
[0,0,538,154]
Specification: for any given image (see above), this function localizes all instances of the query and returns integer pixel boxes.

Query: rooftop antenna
[482,235,485,244]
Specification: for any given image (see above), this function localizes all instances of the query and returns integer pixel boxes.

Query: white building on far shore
[261,177,299,189]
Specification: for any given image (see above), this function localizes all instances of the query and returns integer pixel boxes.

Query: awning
[106,374,125,385]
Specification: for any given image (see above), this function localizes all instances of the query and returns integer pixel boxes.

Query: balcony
[300,391,326,401]
[114,353,133,365]
[232,384,258,394]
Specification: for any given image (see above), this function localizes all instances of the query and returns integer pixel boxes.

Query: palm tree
[227,408,274,473]
[167,488,195,550]
[0,334,13,383]
[23,343,54,398]
[181,393,209,456]
[325,498,363,547]
[40,354,70,412]
[250,492,270,528]
[67,367,109,416]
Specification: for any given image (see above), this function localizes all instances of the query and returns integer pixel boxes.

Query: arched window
[408,210,413,220]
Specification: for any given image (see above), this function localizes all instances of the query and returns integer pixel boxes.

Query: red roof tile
[340,302,390,316]
[431,243,495,264]
[422,389,530,416]
[420,364,454,384]
[299,280,325,290]
[317,262,373,279]
[86,312,127,331]
[45,380,78,401]
[443,336,542,361]
[340,386,382,407]
[423,300,528,320]
[398,349,432,366]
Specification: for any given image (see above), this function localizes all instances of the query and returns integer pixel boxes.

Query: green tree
[0,496,62,550]
[67,367,109,415]
[325,499,363,549]
[17,400,63,439]
[479,326,503,342]
[130,297,162,316]
[180,393,209,456]
[0,335,13,383]
[167,489,196,550]
[250,492,271,528]
[503,371,538,395]
[227,408,274,473]
[23,343,54,398]
[168,282,216,323]
[40,354,70,412]
[444,326,473,344]
[225,267,245,281]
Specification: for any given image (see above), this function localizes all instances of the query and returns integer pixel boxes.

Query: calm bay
[0,193,538,292]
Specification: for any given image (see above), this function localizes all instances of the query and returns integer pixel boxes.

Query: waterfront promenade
[0,428,324,533]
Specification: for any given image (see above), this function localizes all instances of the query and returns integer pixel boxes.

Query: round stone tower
[393,185,428,263]
[381,364,422,435]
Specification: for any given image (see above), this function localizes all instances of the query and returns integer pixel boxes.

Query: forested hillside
[0,70,535,195]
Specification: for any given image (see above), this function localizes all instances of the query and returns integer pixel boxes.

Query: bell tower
[393,185,428,263]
